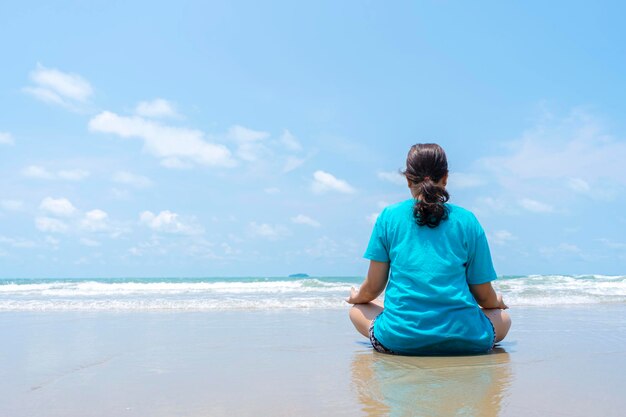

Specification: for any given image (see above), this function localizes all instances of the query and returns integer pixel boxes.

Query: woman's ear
[442,173,448,187]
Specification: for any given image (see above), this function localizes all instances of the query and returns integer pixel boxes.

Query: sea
[0,275,624,311]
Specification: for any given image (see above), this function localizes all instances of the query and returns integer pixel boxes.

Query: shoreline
[1,305,625,416]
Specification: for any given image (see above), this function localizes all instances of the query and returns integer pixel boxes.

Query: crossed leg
[350,301,512,345]
[348,299,384,338]
[482,308,512,343]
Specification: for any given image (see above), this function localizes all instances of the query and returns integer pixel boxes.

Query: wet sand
[1,305,625,416]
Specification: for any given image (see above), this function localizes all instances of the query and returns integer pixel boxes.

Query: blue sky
[1,0,625,278]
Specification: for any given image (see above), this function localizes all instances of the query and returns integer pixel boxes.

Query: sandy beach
[3,1,626,416]
[1,305,625,417]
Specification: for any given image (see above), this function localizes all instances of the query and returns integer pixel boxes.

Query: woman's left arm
[346,260,390,304]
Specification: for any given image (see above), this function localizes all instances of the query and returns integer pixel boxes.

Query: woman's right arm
[346,260,390,304]
[469,282,508,309]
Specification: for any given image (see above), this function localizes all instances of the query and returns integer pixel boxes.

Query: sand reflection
[351,347,512,417]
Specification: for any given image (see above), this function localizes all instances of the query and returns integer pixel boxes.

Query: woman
[347,143,511,355]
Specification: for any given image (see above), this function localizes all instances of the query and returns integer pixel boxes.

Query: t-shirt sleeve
[363,211,390,262]
[466,218,497,285]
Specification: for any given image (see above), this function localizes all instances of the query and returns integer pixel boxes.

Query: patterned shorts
[368,314,395,354]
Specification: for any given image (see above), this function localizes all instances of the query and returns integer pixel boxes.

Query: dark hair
[402,143,450,228]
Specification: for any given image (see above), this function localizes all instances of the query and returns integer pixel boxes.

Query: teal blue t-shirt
[364,199,497,355]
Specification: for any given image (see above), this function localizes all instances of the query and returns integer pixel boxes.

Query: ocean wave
[0,275,624,311]
[0,298,348,311]
[0,278,354,296]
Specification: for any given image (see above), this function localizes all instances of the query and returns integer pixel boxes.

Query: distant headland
[288,273,309,278]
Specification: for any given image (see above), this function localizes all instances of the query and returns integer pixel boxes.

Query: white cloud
[597,238,626,251]
[377,170,405,185]
[304,236,355,259]
[128,236,164,257]
[23,87,67,107]
[45,235,61,247]
[312,170,355,194]
[597,239,626,259]
[519,198,554,213]
[456,109,626,213]
[30,64,92,101]
[0,235,37,248]
[547,243,581,254]
[89,111,236,168]
[228,233,244,243]
[539,243,593,261]
[21,165,89,181]
[33,201,126,238]
[567,177,590,193]
[489,230,517,245]
[80,209,108,231]
[40,197,77,217]
[35,217,69,233]
[135,98,179,119]
[249,222,290,240]
[79,237,101,247]
[0,200,24,211]
[366,212,380,225]
[472,197,511,216]
[23,64,93,109]
[228,125,271,162]
[139,210,201,235]
[160,157,193,169]
[0,132,14,145]
[57,169,90,181]
[22,165,54,179]
[283,156,305,173]
[113,171,153,188]
[449,172,486,188]
[480,109,626,184]
[561,243,581,253]
[110,188,131,200]
[291,214,320,227]
[185,239,222,260]
[264,187,280,194]
[280,129,302,152]
[229,125,269,142]
[221,242,241,256]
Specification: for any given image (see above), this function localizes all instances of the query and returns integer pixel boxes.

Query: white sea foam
[0,279,353,296]
[0,298,348,311]
[0,278,356,311]
[0,275,624,311]
[494,274,626,305]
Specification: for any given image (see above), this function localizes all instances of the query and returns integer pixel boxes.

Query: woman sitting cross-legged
[347,143,511,355]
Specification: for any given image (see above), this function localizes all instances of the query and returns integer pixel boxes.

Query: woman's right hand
[497,293,508,310]
[345,287,359,304]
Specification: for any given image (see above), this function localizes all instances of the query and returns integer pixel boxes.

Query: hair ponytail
[403,144,450,228]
